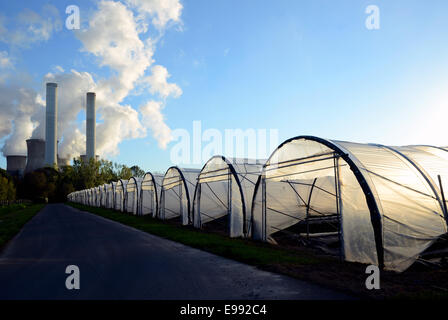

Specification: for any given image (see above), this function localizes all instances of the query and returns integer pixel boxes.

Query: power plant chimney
[25,139,45,173]
[86,92,96,161]
[44,83,58,167]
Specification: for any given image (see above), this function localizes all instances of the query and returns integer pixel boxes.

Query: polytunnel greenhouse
[100,185,107,207]
[159,167,200,225]
[140,172,163,217]
[105,182,116,209]
[91,188,95,206]
[88,188,94,206]
[95,186,101,207]
[126,177,142,214]
[192,156,265,237]
[91,188,96,207]
[251,136,448,272]
[114,179,128,212]
[80,190,86,205]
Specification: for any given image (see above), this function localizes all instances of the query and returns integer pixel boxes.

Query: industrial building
[5,84,97,177]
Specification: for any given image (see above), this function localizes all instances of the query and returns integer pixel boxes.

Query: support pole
[262,176,267,241]
[179,182,183,223]
[334,155,344,261]
[306,178,318,241]
[196,183,201,226]
[228,171,232,235]
[438,175,448,222]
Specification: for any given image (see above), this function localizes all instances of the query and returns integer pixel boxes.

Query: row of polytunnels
[68,136,448,273]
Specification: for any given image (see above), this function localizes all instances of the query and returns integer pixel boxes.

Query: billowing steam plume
[0,0,183,160]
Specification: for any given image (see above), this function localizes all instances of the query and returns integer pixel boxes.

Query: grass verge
[0,203,45,249]
[67,202,448,300]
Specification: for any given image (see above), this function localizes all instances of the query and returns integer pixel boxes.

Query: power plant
[5,84,98,177]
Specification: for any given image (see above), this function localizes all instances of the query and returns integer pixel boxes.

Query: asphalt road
[0,204,350,300]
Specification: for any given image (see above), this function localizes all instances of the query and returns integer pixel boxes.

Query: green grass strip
[0,204,45,249]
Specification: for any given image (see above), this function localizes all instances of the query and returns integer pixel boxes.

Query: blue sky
[0,0,448,172]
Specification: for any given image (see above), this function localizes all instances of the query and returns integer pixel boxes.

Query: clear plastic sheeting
[114,179,128,212]
[126,177,142,215]
[160,167,200,225]
[252,136,448,272]
[88,188,94,206]
[338,141,447,271]
[140,172,163,217]
[95,186,101,207]
[193,156,264,238]
[106,182,116,209]
[100,185,107,207]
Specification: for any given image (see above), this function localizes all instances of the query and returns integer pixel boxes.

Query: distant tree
[116,164,133,180]
[0,176,16,201]
[0,169,16,201]
[98,160,118,184]
[130,165,145,178]
[12,156,148,202]
[22,171,47,201]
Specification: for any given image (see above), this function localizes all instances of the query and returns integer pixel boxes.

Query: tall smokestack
[44,83,58,167]
[86,92,96,160]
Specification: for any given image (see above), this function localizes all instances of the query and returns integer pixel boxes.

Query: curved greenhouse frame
[140,172,163,217]
[252,136,448,272]
[114,179,128,212]
[159,167,200,225]
[192,156,264,238]
[126,177,142,214]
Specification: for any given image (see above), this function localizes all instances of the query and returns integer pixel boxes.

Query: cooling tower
[86,92,96,160]
[44,83,58,167]
[25,139,45,173]
[6,155,27,177]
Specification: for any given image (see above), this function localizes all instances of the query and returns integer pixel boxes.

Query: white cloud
[140,100,172,149]
[143,65,182,99]
[0,5,62,48]
[0,84,43,156]
[125,0,183,30]
[0,51,12,69]
[76,1,153,76]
